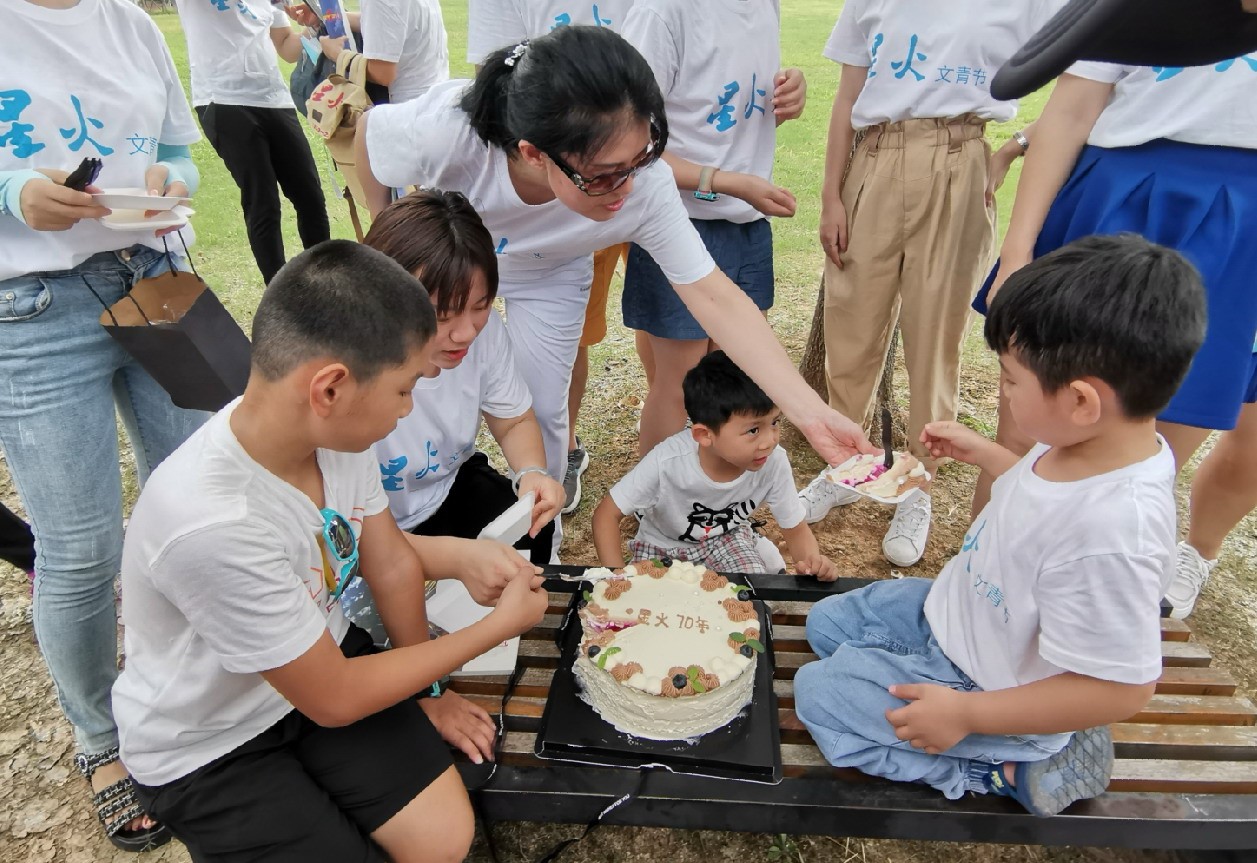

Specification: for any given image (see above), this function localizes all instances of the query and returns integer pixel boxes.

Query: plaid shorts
[628,523,767,574]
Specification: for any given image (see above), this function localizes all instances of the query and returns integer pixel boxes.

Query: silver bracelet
[1013,130,1030,153]
[511,466,549,493]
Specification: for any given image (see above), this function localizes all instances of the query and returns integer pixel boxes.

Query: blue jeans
[794,578,1070,799]
[0,246,207,755]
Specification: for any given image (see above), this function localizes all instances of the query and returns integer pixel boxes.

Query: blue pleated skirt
[975,139,1257,430]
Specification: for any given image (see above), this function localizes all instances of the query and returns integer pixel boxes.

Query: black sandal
[75,748,173,852]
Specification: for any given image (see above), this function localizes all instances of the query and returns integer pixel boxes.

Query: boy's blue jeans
[0,247,206,755]
[794,578,1070,799]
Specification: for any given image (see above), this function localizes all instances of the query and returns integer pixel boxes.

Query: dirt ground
[1,297,1254,862]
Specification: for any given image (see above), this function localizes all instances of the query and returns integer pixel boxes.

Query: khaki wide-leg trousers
[823,116,996,459]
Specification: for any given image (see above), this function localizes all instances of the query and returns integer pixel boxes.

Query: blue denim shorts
[623,217,774,341]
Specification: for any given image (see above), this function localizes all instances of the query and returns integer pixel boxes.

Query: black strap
[533,767,653,863]
[466,659,526,863]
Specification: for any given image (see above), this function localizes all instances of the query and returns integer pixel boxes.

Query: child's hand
[920,421,990,465]
[795,554,837,582]
[418,690,498,765]
[491,571,549,636]
[772,67,807,123]
[885,683,973,754]
[459,539,541,606]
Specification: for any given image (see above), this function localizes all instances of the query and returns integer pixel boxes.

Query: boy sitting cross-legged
[794,235,1207,815]
[593,351,836,579]
[111,241,550,862]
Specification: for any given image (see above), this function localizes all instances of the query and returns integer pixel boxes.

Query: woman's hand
[987,247,1032,304]
[772,68,807,123]
[818,193,848,268]
[418,690,498,764]
[458,539,541,606]
[723,173,796,218]
[19,170,109,231]
[985,140,1021,208]
[796,407,879,467]
[517,471,564,537]
[285,3,320,28]
[142,163,191,237]
[319,34,346,62]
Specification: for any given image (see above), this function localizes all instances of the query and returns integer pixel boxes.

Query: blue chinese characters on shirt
[0,90,148,161]
[706,74,768,133]
[959,519,1010,624]
[379,441,475,493]
[865,33,990,91]
[550,5,615,30]
[1152,53,1257,81]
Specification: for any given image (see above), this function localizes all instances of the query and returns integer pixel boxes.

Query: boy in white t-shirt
[794,235,1206,816]
[112,242,548,861]
[593,351,835,579]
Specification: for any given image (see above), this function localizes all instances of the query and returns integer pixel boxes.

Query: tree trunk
[798,273,828,401]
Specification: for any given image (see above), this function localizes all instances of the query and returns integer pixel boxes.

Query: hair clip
[504,40,530,68]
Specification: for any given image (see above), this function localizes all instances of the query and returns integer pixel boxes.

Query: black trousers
[0,501,34,572]
[195,103,330,284]
[409,453,555,566]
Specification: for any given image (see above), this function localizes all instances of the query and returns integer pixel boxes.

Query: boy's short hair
[682,350,776,430]
[251,240,438,383]
[985,234,1206,419]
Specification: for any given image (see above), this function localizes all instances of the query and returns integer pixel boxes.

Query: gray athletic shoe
[562,437,590,514]
[984,726,1114,816]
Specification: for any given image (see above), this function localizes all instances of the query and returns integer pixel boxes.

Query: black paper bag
[98,269,251,412]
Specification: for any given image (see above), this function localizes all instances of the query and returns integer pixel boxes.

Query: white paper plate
[92,188,192,211]
[100,205,194,232]
[823,453,930,505]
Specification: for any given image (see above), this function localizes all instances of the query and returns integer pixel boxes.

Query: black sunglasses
[546,119,661,197]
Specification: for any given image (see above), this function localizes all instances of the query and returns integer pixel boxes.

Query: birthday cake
[823,453,931,503]
[572,559,763,741]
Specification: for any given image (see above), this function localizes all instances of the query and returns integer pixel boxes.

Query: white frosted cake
[572,559,763,741]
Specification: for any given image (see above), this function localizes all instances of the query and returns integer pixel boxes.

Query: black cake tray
[534,582,783,784]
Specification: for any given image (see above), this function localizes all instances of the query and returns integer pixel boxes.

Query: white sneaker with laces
[1164,541,1216,620]
[882,490,931,567]
[799,469,861,523]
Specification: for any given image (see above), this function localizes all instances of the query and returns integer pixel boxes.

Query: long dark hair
[459,25,668,162]
[362,190,499,317]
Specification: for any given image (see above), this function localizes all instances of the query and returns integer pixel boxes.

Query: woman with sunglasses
[362,191,564,564]
[357,26,877,530]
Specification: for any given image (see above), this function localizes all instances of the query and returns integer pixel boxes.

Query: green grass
[154,0,1049,327]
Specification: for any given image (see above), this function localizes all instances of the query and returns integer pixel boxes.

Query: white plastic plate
[92,187,192,211]
[99,205,195,232]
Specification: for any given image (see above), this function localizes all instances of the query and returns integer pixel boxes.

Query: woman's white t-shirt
[465,0,636,65]
[361,0,450,104]
[622,0,781,224]
[824,0,1063,128]
[1069,59,1257,150]
[365,80,717,288]
[0,0,200,280]
[113,401,389,786]
[375,311,532,530]
[175,0,294,109]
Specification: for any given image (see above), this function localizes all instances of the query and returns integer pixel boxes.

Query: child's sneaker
[882,490,931,567]
[799,469,861,523]
[1163,541,1216,620]
[980,726,1114,816]
[562,437,590,514]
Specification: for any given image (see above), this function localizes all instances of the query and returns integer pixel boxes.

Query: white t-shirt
[113,401,389,786]
[824,0,1063,128]
[924,440,1176,693]
[175,0,294,109]
[0,0,200,281]
[622,0,780,224]
[1068,59,1257,150]
[375,311,531,529]
[365,80,717,289]
[609,430,806,549]
[361,0,450,104]
[465,0,636,65]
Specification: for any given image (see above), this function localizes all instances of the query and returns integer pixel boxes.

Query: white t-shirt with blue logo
[824,0,1063,129]
[622,0,780,224]
[365,80,717,290]
[1069,59,1257,151]
[924,440,1176,693]
[175,0,294,109]
[465,0,635,65]
[374,310,532,530]
[0,0,200,280]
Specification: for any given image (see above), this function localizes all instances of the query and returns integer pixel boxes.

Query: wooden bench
[451,569,1257,852]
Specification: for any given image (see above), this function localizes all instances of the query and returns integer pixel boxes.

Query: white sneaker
[755,534,788,574]
[799,470,862,523]
[882,490,931,567]
[1164,541,1216,620]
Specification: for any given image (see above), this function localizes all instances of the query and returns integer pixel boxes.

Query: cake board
[534,582,783,785]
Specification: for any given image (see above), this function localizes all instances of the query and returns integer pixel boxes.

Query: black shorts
[134,626,454,863]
